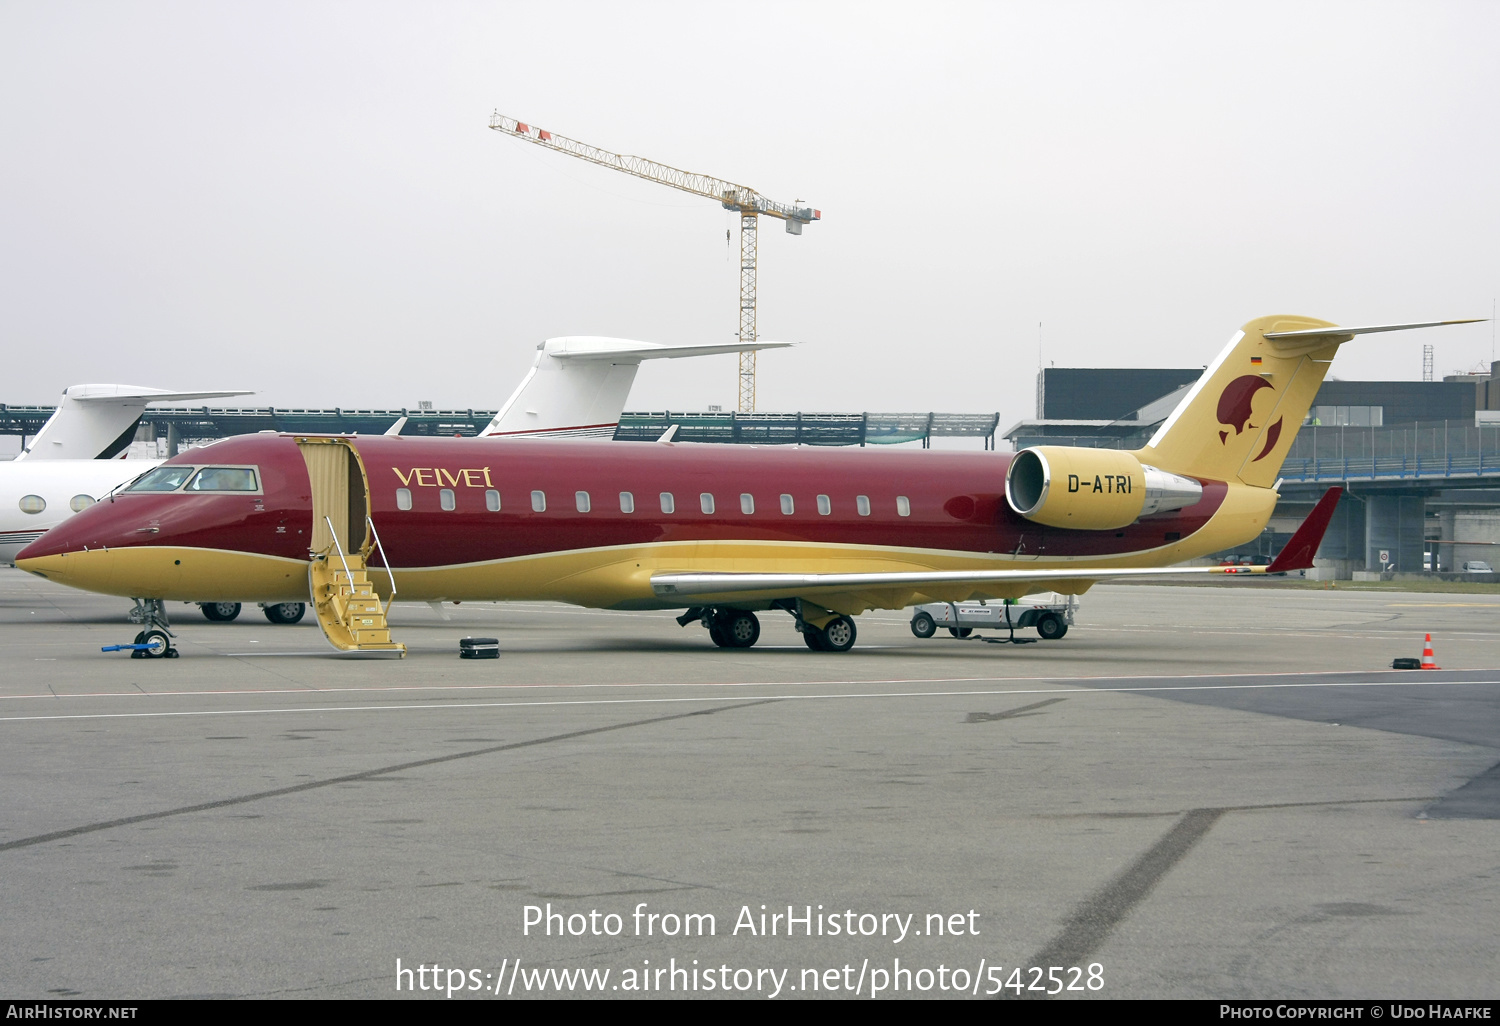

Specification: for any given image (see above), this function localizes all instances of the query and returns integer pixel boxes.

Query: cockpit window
[186,467,259,492]
[126,466,197,492]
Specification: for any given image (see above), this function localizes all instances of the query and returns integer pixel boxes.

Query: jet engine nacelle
[1005,446,1203,530]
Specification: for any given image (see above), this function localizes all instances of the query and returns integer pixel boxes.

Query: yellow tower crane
[490,112,819,412]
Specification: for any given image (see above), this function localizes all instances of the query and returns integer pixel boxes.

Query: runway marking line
[2,667,1497,703]
[2,676,1498,724]
[0,699,779,854]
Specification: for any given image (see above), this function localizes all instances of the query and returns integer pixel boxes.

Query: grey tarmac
[0,569,1496,999]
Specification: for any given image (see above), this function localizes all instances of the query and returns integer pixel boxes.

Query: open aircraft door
[297,437,404,656]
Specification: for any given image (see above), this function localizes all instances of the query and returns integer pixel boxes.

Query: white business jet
[1,385,252,563]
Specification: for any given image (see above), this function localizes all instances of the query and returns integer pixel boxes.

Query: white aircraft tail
[481,337,794,438]
[17,385,253,461]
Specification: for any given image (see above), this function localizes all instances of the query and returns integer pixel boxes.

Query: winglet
[1265,487,1343,573]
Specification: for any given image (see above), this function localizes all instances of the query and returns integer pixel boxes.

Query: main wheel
[720,611,760,648]
[819,616,857,653]
[140,629,170,659]
[708,625,731,647]
[948,626,973,639]
[910,612,936,639]
[264,602,306,625]
[1037,613,1067,640]
[201,602,242,622]
[803,629,825,651]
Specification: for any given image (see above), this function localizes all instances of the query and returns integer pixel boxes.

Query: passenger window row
[393,487,912,517]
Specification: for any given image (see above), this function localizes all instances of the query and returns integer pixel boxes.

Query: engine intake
[1006,446,1203,530]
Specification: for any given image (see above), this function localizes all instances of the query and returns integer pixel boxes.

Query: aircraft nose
[15,499,165,595]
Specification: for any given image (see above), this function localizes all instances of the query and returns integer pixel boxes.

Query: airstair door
[297,438,403,656]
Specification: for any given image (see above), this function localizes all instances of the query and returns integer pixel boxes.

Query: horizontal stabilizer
[1264,319,1485,344]
[62,385,255,403]
[544,336,794,363]
[1265,487,1342,574]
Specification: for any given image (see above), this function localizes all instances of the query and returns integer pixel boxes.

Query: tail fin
[1134,316,1482,487]
[16,385,252,461]
[482,336,794,439]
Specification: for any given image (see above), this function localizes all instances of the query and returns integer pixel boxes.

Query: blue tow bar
[101,643,156,652]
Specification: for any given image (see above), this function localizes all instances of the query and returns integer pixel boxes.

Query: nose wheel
[131,629,179,659]
[103,599,179,659]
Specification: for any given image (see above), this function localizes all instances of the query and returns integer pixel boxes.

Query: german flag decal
[1250,356,1263,365]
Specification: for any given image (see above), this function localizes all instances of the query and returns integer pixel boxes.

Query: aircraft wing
[652,488,1343,603]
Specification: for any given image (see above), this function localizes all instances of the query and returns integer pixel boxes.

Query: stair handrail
[365,515,398,615]
[323,515,354,586]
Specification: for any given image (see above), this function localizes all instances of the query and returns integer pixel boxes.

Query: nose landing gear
[106,599,178,658]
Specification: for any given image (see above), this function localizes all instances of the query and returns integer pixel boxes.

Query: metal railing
[365,516,397,615]
[323,516,354,584]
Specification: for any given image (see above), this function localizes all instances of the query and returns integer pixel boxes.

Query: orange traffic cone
[1420,633,1440,670]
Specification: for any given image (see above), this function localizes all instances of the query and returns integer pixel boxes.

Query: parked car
[1462,561,1494,574]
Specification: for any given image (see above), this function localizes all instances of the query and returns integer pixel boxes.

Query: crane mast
[490,112,819,412]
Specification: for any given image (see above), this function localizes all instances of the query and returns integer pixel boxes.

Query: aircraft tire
[708,625,730,647]
[948,627,973,639]
[910,612,936,638]
[802,630,826,651]
[264,602,306,625]
[1037,614,1067,640]
[201,602,242,622]
[819,616,857,653]
[720,611,760,648]
[140,629,170,659]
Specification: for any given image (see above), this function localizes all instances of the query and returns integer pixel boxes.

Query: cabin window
[780,494,794,515]
[817,494,831,516]
[856,495,871,516]
[576,490,591,513]
[740,493,754,514]
[18,494,45,514]
[186,467,259,492]
[126,466,196,492]
[896,495,911,517]
[395,488,412,511]
[485,489,501,512]
[700,493,715,514]
[531,490,546,512]
[439,488,456,511]
[659,492,675,514]
[619,491,635,513]
[69,494,95,512]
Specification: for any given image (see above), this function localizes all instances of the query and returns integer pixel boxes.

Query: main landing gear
[800,615,857,652]
[676,604,860,653]
[196,601,305,624]
[677,607,762,648]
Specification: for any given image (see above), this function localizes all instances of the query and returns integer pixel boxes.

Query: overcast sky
[2,1,1497,426]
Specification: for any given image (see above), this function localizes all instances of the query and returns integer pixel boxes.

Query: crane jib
[489,110,819,414]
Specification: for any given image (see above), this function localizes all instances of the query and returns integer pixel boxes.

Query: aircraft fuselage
[16,433,1276,610]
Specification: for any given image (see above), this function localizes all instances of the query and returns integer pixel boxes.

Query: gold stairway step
[309,551,405,657]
